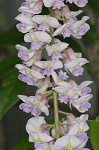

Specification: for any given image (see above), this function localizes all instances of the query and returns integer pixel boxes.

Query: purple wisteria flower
[15,13,36,33]
[66,0,88,7]
[53,78,93,112]
[24,31,52,50]
[32,15,60,31]
[63,48,89,76]
[16,44,42,67]
[18,94,49,116]
[46,39,69,60]
[53,16,90,39]
[34,60,63,76]
[58,70,69,80]
[16,64,44,85]
[26,116,53,143]
[19,0,43,15]
[43,0,65,9]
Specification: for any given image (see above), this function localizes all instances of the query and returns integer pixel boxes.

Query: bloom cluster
[16,0,92,149]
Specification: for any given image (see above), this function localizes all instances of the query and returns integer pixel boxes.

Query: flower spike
[16,0,92,149]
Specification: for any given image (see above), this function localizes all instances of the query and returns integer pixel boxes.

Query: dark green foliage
[0,70,26,120]
[11,137,33,150]
[89,118,99,150]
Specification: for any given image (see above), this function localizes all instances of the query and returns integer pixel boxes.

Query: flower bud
[67,113,75,131]
[61,5,70,17]
[32,65,43,73]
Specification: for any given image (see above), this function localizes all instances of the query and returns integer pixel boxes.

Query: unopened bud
[62,5,70,17]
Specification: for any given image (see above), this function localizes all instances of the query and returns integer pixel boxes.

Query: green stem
[47,124,54,127]
[53,90,60,139]
[44,90,53,97]
[48,96,53,100]
[49,8,60,139]
[44,90,52,94]
[59,110,69,115]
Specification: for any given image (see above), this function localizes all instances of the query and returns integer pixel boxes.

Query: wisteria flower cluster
[15,0,93,149]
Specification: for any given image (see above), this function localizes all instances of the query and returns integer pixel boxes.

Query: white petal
[80,122,89,132]
[24,33,32,42]
[39,102,49,116]
[48,16,60,28]
[32,15,59,28]
[28,134,35,142]
[58,42,69,52]
[50,144,63,150]
[36,143,49,150]
[16,64,32,76]
[15,64,27,75]
[24,57,36,67]
[16,44,28,51]
[31,70,45,79]
[38,132,53,142]
[79,58,89,66]
[65,58,89,70]
[34,61,46,69]
[78,81,93,89]
[35,31,52,43]
[70,136,81,148]
[18,95,35,105]
[26,116,46,133]
[21,25,33,33]
[55,135,69,147]
[82,16,89,22]
[15,13,33,25]
[32,15,45,24]
[43,0,54,7]
[19,1,42,15]
[53,86,69,93]
[75,94,93,104]
[66,10,83,19]
[80,114,89,121]
[65,61,79,70]
[53,60,63,70]
[55,135,81,148]
[18,95,28,103]
[68,123,79,136]
[52,71,58,83]
[53,24,65,37]
[46,45,52,56]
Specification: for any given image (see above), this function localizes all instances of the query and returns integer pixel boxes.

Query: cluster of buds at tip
[15,0,93,149]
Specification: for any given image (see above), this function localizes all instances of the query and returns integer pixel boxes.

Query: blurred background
[0,0,99,150]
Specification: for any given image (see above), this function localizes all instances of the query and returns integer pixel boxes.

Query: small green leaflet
[89,117,99,150]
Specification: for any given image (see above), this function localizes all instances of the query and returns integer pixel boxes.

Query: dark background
[0,0,99,149]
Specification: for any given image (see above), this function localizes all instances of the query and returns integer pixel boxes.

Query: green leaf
[0,56,20,79]
[0,26,24,46]
[89,118,99,150]
[0,71,26,120]
[88,0,99,14]
[11,137,33,150]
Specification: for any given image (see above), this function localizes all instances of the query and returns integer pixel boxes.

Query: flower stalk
[59,110,69,115]
[53,90,60,139]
